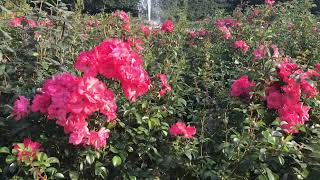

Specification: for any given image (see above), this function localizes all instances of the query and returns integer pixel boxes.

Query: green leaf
[79,162,84,171]
[0,147,10,154]
[95,151,101,159]
[127,146,134,152]
[98,167,108,178]
[178,98,187,106]
[148,117,160,130]
[46,157,60,164]
[55,173,65,179]
[48,58,61,65]
[278,156,284,165]
[112,155,122,167]
[256,108,265,116]
[151,147,161,157]
[162,130,168,136]
[5,155,16,164]
[119,121,126,128]
[86,154,95,165]
[42,162,51,167]
[134,112,142,124]
[33,169,39,180]
[0,65,5,76]
[271,118,281,126]
[185,151,192,160]
[258,175,268,180]
[141,102,147,109]
[95,165,108,178]
[0,29,12,40]
[46,167,57,175]
[110,146,119,153]
[69,171,79,180]
[31,161,41,167]
[37,152,48,162]
[284,135,293,142]
[266,168,275,180]
[8,163,17,173]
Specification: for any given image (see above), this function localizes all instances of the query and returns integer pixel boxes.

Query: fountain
[139,0,162,25]
[147,0,151,21]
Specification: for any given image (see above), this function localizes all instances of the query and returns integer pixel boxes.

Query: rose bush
[1,0,320,179]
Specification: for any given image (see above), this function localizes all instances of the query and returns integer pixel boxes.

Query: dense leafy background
[6,0,320,20]
[1,0,320,179]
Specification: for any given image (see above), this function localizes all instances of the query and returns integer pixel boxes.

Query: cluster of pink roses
[215,19,251,53]
[85,19,101,30]
[234,42,279,60]
[74,38,151,102]
[8,16,53,29]
[13,138,41,162]
[217,26,280,60]
[8,16,54,39]
[10,11,186,150]
[265,58,319,133]
[12,38,152,149]
[11,36,176,148]
[231,57,319,133]
[187,29,209,39]
[216,2,279,59]
[169,122,196,138]
[140,24,152,37]
[215,17,239,40]
[139,19,175,38]
[234,40,250,53]
[13,73,117,149]
[8,16,36,28]
[230,34,319,134]
[112,10,131,32]
[139,20,193,139]
[113,11,176,35]
[230,75,255,99]
[215,17,250,53]
[252,44,279,60]
[127,36,144,52]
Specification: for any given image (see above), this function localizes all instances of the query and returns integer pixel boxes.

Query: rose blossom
[265,0,275,6]
[158,74,172,97]
[169,122,196,138]
[161,19,174,33]
[13,96,30,121]
[230,75,255,98]
[234,40,250,53]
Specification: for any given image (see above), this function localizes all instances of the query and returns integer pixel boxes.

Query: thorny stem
[200,112,205,157]
[39,1,43,13]
[231,109,256,176]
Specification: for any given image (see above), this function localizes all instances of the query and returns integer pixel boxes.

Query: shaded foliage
[1,0,320,179]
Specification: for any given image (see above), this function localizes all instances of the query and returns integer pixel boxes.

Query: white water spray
[139,0,162,24]
[147,0,151,21]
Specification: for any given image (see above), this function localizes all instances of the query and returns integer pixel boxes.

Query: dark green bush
[1,0,320,179]
[82,0,140,15]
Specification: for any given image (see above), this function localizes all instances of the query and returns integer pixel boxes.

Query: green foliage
[1,0,320,179]
[0,145,60,179]
[159,0,237,21]
[82,0,140,15]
